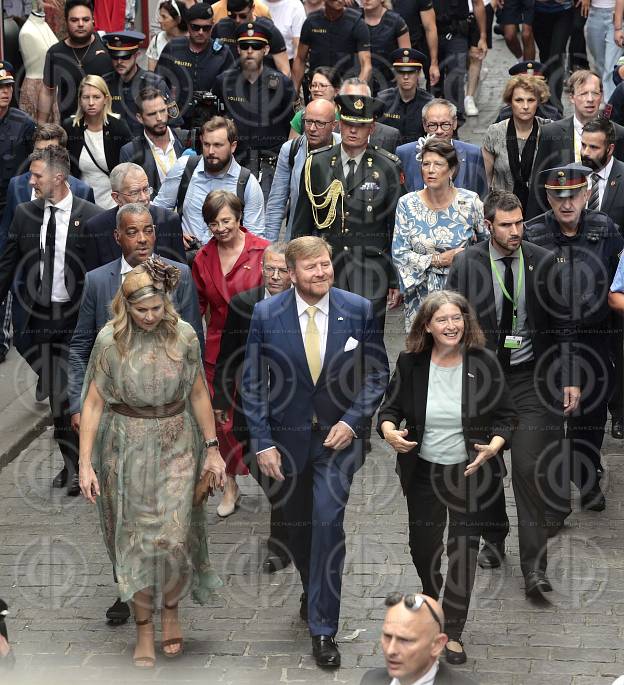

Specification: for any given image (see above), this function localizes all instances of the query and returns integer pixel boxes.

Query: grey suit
[360,664,478,684]
[68,256,204,415]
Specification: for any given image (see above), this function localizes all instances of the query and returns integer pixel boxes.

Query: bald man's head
[303,98,336,150]
[380,594,447,684]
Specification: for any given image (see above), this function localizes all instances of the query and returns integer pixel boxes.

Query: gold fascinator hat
[122,256,181,302]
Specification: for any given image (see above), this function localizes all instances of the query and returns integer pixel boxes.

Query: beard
[581,152,608,171]
[145,122,168,137]
[203,155,230,172]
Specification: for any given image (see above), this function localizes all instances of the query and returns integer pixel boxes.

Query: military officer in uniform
[525,164,624,521]
[493,61,563,123]
[103,31,181,137]
[214,21,296,200]
[377,49,433,146]
[292,94,405,333]
[156,3,235,132]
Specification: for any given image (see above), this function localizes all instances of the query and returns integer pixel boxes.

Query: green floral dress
[82,320,222,604]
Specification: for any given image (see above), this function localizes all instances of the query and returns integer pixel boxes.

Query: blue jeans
[585,6,623,100]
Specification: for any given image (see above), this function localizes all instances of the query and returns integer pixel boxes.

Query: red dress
[192,228,269,476]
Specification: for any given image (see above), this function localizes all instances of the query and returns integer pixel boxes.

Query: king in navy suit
[242,237,389,668]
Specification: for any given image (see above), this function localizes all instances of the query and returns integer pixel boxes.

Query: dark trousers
[608,323,623,420]
[25,303,79,475]
[406,457,501,641]
[533,8,574,107]
[246,458,290,555]
[482,365,564,576]
[281,432,360,637]
[437,34,469,117]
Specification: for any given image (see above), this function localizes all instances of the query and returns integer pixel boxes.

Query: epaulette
[309,144,333,155]
[372,146,401,164]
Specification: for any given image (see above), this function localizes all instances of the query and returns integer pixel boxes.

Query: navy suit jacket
[241,287,389,474]
[82,203,186,271]
[67,255,204,414]
[0,173,95,251]
[396,139,488,197]
[119,133,185,194]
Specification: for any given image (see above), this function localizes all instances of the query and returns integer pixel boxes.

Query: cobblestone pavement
[2,36,624,685]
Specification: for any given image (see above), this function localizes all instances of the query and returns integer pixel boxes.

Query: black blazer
[82,203,186,271]
[601,158,624,235]
[213,285,264,451]
[63,115,133,179]
[446,239,576,388]
[0,196,102,332]
[360,664,478,684]
[526,116,624,219]
[376,348,514,495]
[119,133,185,194]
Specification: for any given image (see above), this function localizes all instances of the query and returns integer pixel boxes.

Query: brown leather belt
[110,400,185,419]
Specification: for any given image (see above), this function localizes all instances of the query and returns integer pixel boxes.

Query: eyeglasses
[120,186,153,200]
[310,82,330,90]
[262,265,289,276]
[302,118,333,129]
[239,41,265,50]
[385,593,443,632]
[228,10,251,18]
[424,121,453,132]
[111,53,134,61]
[190,22,213,32]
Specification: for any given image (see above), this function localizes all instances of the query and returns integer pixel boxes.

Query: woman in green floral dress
[78,257,226,668]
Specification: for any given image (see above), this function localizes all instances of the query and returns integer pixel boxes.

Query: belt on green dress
[109,400,186,419]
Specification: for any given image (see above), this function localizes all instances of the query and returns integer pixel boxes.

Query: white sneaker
[464,95,479,116]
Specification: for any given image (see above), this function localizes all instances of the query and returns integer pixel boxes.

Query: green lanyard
[489,247,524,332]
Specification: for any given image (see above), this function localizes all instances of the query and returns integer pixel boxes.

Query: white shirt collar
[120,255,135,275]
[144,128,175,153]
[295,289,330,318]
[573,115,584,137]
[389,661,439,685]
[45,190,73,212]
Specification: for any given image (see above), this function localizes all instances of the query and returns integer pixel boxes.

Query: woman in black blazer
[63,75,132,210]
[378,290,515,666]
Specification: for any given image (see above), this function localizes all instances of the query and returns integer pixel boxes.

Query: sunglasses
[190,22,212,32]
[228,10,250,18]
[111,53,134,60]
[239,41,265,50]
[385,593,443,632]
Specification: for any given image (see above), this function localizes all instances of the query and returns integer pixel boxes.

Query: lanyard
[490,247,524,331]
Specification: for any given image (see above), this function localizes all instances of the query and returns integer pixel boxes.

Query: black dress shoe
[262,553,291,574]
[525,570,553,598]
[581,485,606,512]
[612,418,624,439]
[52,467,68,489]
[444,639,467,665]
[299,592,308,622]
[106,597,130,625]
[312,635,341,668]
[66,473,80,497]
[477,541,505,569]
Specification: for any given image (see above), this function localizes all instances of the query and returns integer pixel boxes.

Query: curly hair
[502,75,551,105]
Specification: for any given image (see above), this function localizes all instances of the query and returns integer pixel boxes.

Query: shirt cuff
[256,446,276,456]
[339,420,357,437]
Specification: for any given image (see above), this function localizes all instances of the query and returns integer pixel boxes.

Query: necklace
[68,38,95,71]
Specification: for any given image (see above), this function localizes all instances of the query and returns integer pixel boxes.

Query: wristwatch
[205,437,219,449]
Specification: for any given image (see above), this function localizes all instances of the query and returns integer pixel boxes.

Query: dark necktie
[345,158,356,188]
[498,256,514,370]
[38,206,57,307]
[587,173,600,211]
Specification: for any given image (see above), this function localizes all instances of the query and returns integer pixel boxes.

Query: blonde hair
[502,75,551,105]
[73,75,115,126]
[285,236,332,270]
[109,287,181,361]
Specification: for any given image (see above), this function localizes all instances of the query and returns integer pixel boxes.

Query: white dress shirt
[145,128,178,182]
[390,661,439,685]
[573,116,584,163]
[41,191,73,303]
[589,157,614,209]
[120,255,134,281]
[295,289,329,366]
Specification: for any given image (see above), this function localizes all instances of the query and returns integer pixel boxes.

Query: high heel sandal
[161,604,184,658]
[133,618,156,669]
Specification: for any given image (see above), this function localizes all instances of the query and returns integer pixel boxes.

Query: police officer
[377,49,433,146]
[215,21,296,200]
[525,164,624,519]
[103,30,181,137]
[292,94,404,333]
[0,61,35,365]
[493,62,563,123]
[156,3,234,132]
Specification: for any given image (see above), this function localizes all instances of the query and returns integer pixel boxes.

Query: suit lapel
[108,258,122,303]
[277,290,315,389]
[601,162,623,215]
[412,351,431,429]
[475,245,498,335]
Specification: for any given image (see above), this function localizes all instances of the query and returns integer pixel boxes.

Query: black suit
[212,286,289,557]
[526,116,624,219]
[119,133,185,194]
[377,348,514,641]
[361,664,478,684]
[83,204,186,271]
[0,195,102,476]
[447,240,573,573]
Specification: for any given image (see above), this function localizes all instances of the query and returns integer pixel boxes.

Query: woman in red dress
[192,190,269,516]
